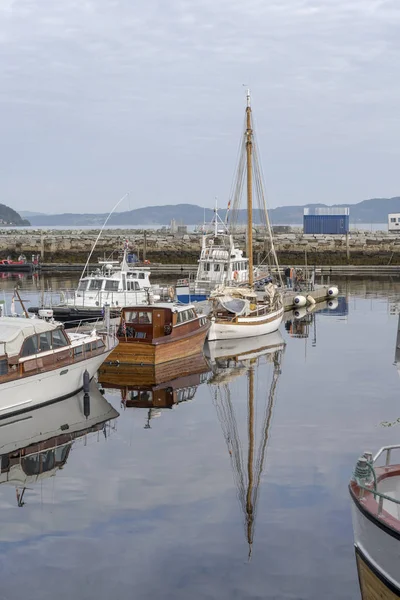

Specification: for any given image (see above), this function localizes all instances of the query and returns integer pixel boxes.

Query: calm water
[0,276,400,599]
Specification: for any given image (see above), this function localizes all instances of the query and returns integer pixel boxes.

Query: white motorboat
[176,206,269,303]
[29,248,172,328]
[206,90,283,341]
[0,315,117,417]
[350,446,400,597]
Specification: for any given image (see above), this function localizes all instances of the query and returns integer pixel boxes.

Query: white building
[388,213,400,232]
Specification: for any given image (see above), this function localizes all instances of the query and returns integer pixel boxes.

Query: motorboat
[104,302,209,365]
[0,315,117,417]
[28,248,172,328]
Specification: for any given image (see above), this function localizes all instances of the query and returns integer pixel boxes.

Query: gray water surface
[0,277,399,599]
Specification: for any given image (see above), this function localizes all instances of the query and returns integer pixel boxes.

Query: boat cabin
[0,317,106,378]
[117,304,207,341]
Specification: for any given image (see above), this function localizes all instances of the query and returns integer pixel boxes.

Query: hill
[26,197,400,226]
[0,204,30,226]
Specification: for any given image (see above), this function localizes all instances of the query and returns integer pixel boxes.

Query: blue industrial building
[303,207,350,234]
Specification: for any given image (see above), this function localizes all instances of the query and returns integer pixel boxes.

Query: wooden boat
[350,446,400,598]
[0,382,118,506]
[0,314,117,417]
[99,353,210,427]
[105,303,210,365]
[207,90,283,341]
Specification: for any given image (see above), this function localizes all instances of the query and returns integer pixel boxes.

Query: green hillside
[0,204,30,226]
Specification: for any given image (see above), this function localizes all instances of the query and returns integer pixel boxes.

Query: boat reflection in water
[205,331,285,558]
[0,382,119,506]
[98,353,210,428]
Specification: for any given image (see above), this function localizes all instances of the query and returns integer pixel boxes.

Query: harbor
[0,276,397,600]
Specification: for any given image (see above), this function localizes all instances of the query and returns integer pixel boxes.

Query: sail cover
[218,297,248,315]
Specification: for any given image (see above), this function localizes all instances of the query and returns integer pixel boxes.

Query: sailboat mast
[245,89,254,288]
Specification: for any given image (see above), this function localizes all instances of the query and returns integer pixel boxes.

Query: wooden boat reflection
[207,331,285,558]
[98,353,210,427]
[0,382,119,506]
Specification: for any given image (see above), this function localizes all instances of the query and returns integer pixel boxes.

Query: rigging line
[80,192,129,281]
[227,114,248,219]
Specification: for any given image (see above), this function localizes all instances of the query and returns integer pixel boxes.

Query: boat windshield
[88,279,103,290]
[77,281,88,291]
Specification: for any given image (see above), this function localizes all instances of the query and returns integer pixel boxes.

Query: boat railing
[353,446,400,516]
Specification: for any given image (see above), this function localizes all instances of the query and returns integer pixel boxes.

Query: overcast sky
[1,0,399,214]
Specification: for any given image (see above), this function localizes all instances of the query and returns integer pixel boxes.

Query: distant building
[177,225,188,236]
[303,207,349,235]
[388,213,400,233]
[170,219,177,234]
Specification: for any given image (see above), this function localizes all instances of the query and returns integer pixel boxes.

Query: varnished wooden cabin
[106,303,210,365]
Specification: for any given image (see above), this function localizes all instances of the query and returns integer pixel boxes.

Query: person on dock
[285,266,295,289]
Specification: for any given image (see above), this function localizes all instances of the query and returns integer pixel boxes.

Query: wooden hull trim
[355,545,400,598]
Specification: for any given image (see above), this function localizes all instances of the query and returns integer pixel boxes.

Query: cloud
[0,0,400,212]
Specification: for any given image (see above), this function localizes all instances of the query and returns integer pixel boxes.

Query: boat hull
[105,322,209,365]
[207,307,283,341]
[350,487,400,596]
[0,351,112,419]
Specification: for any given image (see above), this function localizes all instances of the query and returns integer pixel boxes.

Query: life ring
[164,324,172,335]
[233,270,239,280]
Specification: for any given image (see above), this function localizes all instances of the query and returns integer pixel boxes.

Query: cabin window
[74,345,83,357]
[104,280,119,291]
[138,273,145,280]
[89,280,103,290]
[52,329,69,349]
[127,281,139,291]
[224,264,228,271]
[0,358,7,375]
[131,273,137,278]
[391,217,396,223]
[39,331,52,352]
[135,331,146,339]
[125,311,138,323]
[188,309,196,320]
[21,335,39,357]
[96,339,105,349]
[77,281,87,291]
[139,312,152,324]
[140,390,152,402]
[84,343,92,354]
[214,264,220,272]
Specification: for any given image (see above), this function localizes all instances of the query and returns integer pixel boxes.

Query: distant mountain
[18,210,47,218]
[0,204,30,226]
[26,197,400,226]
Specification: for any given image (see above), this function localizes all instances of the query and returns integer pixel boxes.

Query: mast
[245,89,254,288]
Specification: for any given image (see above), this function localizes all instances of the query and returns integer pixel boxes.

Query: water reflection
[206,332,285,560]
[0,382,118,507]
[98,354,210,428]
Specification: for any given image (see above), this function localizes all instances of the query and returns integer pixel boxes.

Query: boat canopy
[0,317,60,357]
[218,297,248,315]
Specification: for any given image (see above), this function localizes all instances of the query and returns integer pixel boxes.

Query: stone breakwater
[1,229,400,265]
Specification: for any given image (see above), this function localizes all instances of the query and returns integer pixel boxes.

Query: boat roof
[0,317,59,357]
[123,303,196,313]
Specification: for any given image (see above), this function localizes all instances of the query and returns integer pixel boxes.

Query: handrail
[373,444,400,466]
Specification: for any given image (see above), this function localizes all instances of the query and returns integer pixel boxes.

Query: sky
[1,0,400,214]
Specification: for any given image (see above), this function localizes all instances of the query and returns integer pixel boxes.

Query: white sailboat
[207,90,283,341]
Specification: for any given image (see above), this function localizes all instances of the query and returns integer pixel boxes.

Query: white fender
[327,286,339,297]
[293,295,307,307]
[306,294,316,305]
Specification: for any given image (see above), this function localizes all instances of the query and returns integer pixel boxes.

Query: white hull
[351,497,400,592]
[207,307,283,341]
[0,351,112,418]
